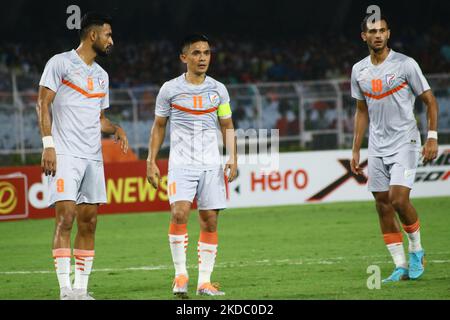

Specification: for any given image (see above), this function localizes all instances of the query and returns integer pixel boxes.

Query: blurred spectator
[0,25,448,88]
[276,109,289,136]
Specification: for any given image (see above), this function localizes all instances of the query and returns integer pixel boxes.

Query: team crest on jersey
[98,78,106,89]
[385,74,396,87]
[208,93,220,106]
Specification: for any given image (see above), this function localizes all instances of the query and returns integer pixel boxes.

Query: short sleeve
[39,55,65,93]
[217,83,232,119]
[404,58,431,97]
[101,73,109,110]
[351,65,365,101]
[218,83,230,105]
[155,83,171,118]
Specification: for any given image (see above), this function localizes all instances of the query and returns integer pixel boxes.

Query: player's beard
[369,40,387,53]
[93,42,113,57]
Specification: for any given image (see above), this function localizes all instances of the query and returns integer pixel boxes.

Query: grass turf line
[0,197,449,300]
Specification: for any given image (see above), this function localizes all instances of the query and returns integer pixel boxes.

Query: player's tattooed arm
[146,116,168,188]
[100,110,128,153]
[420,90,439,164]
[37,86,57,176]
[351,99,369,176]
[219,117,238,182]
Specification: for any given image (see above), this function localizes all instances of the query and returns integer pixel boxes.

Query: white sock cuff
[54,257,71,274]
[198,242,218,250]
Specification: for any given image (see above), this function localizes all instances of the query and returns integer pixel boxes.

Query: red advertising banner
[101,160,171,214]
[0,160,173,221]
[0,173,29,220]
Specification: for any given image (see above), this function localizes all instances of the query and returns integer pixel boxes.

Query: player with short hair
[146,34,238,297]
[37,12,128,299]
[351,15,439,282]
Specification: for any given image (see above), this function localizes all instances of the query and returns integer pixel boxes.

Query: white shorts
[48,154,107,207]
[167,167,227,210]
[368,145,420,192]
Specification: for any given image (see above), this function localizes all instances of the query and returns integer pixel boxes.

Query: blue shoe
[409,250,425,280]
[382,267,409,283]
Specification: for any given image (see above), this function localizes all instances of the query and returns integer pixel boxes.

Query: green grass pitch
[0,197,449,300]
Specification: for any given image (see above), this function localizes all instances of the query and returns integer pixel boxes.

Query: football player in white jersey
[37,12,128,299]
[351,15,439,283]
[146,34,237,297]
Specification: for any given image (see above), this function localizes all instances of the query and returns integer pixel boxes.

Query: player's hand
[147,161,161,189]
[422,138,438,164]
[224,158,238,182]
[114,127,128,154]
[42,148,57,177]
[351,150,364,176]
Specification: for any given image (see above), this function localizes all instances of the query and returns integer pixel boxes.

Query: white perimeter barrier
[227,146,450,208]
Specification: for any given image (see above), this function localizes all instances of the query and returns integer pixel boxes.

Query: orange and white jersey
[155,74,232,170]
[39,49,109,161]
[351,49,430,157]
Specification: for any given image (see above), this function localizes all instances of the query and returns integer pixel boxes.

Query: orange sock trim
[169,223,187,235]
[199,231,218,245]
[403,220,420,234]
[383,233,403,245]
[52,248,71,258]
[73,249,95,257]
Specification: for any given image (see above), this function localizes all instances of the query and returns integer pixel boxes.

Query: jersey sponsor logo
[385,74,396,87]
[208,93,220,106]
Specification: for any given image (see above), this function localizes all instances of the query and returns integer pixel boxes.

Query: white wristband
[427,131,438,140]
[42,136,55,149]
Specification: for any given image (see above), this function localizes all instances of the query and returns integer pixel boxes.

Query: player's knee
[201,223,217,233]
[390,196,408,212]
[171,209,189,224]
[375,201,390,215]
[77,215,97,235]
[199,215,218,232]
[56,215,75,233]
[375,195,391,214]
[56,207,76,233]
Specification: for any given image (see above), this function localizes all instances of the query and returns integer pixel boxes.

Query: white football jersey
[351,49,430,156]
[39,49,109,161]
[155,74,231,170]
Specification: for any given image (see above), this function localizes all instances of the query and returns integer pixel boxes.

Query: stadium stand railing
[1,72,449,164]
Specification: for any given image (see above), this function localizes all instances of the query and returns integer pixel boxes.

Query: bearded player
[37,12,128,299]
[351,15,439,282]
[146,34,238,297]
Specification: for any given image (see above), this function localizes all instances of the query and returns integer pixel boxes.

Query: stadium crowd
[0,25,449,152]
[1,25,449,88]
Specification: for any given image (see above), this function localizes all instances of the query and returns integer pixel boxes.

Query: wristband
[427,131,438,140]
[42,136,55,149]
